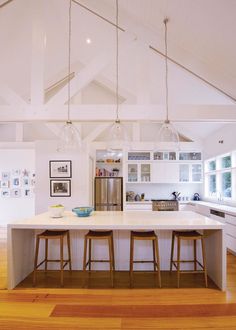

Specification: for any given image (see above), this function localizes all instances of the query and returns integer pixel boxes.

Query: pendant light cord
[67,0,72,123]
[164,18,169,122]
[115,0,119,122]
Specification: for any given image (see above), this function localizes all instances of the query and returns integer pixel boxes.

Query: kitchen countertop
[191,201,236,216]
[9,210,224,230]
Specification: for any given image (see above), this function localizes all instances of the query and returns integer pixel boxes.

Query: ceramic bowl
[49,205,65,218]
[72,207,93,217]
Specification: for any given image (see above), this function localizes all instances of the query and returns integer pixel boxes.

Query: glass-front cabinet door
[179,164,190,182]
[128,164,138,182]
[191,164,202,182]
[140,164,151,182]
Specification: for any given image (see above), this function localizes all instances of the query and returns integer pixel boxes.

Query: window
[205,153,234,201]
[209,174,216,194]
[222,172,231,198]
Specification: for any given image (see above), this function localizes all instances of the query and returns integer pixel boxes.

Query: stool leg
[152,240,156,271]
[130,235,134,288]
[111,232,115,271]
[154,237,161,288]
[170,232,175,272]
[60,236,64,287]
[88,238,92,271]
[83,236,88,287]
[45,239,48,271]
[201,237,208,288]
[108,236,114,287]
[33,236,40,286]
[67,231,72,271]
[194,239,197,271]
[177,236,181,288]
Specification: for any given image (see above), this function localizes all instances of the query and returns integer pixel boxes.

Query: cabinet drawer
[226,223,236,238]
[225,214,236,226]
[226,234,236,253]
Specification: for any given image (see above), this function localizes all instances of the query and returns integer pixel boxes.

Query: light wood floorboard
[1,227,236,329]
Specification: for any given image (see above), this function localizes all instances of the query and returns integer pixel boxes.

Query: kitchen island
[7,211,226,290]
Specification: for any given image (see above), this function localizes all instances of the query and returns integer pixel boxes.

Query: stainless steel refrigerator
[95,177,123,211]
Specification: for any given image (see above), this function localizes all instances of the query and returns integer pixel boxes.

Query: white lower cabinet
[125,203,152,211]
[225,214,236,254]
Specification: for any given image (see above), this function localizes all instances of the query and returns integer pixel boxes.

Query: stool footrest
[132,260,158,264]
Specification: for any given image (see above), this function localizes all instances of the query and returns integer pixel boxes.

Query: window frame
[204,152,235,202]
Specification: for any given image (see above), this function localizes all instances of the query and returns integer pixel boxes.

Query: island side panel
[8,228,35,289]
[204,228,226,290]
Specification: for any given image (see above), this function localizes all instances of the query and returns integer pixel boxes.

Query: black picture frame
[50,179,71,197]
[49,160,72,178]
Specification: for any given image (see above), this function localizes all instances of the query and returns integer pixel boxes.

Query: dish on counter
[49,204,65,218]
[72,207,93,217]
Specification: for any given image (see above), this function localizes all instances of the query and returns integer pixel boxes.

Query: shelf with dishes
[95,149,123,177]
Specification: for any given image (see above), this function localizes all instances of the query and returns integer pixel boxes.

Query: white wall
[203,123,236,160]
[0,149,35,225]
[35,140,90,214]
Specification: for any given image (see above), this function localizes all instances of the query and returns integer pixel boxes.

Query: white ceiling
[0,0,235,141]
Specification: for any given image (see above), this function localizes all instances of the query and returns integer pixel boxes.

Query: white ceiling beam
[30,0,45,105]
[15,123,24,142]
[132,122,141,141]
[174,123,202,144]
[83,123,111,143]
[0,83,28,106]
[46,32,136,106]
[1,105,236,122]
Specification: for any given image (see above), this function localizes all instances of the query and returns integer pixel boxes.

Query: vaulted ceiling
[0,0,235,143]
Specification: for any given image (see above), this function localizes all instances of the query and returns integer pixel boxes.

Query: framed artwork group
[49,160,72,197]
[0,169,35,198]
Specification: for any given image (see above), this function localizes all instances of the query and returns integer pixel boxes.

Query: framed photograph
[22,177,30,186]
[22,169,30,177]
[24,189,31,197]
[49,161,72,178]
[50,180,71,197]
[12,169,21,176]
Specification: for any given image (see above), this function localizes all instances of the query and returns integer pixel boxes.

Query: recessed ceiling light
[86,38,91,44]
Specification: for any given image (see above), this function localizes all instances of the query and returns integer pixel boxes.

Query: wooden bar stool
[83,230,115,287]
[33,230,72,287]
[130,231,161,288]
[170,230,208,288]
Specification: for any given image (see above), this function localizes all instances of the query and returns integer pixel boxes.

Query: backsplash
[126,183,203,201]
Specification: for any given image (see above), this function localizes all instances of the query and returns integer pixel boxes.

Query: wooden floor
[2,227,236,329]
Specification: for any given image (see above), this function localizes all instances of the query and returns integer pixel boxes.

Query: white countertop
[8,211,224,230]
[193,201,236,216]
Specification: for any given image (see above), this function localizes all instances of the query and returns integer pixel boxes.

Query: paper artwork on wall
[0,168,35,199]
[11,189,21,198]
[1,189,10,197]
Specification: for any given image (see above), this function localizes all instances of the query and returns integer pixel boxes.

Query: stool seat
[86,230,113,238]
[83,230,115,287]
[170,230,207,288]
[131,230,156,239]
[38,230,69,237]
[130,230,161,288]
[33,229,72,287]
[172,230,202,238]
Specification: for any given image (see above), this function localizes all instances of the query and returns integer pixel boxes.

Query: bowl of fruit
[49,204,65,218]
[72,207,93,217]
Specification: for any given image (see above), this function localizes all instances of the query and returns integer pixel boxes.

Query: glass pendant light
[57,0,81,152]
[107,0,130,151]
[157,18,179,149]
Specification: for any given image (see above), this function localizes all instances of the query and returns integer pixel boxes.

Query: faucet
[216,191,223,202]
